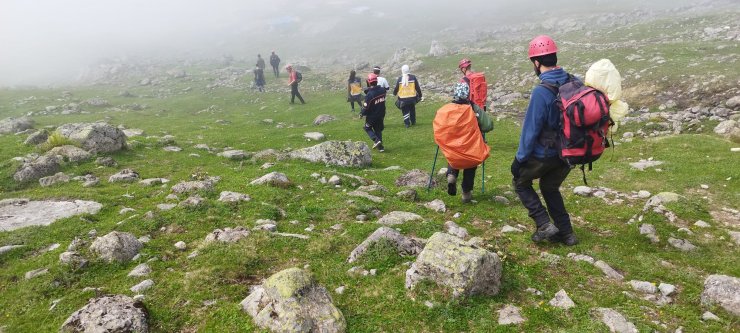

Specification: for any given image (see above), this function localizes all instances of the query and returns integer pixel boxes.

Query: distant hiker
[434,83,490,203]
[256,54,266,71]
[372,66,390,91]
[362,73,387,152]
[458,58,488,111]
[512,35,577,246]
[285,64,305,104]
[392,64,423,127]
[270,51,281,77]
[254,66,265,92]
[347,70,364,112]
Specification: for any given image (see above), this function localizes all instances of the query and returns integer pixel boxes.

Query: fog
[0,0,711,87]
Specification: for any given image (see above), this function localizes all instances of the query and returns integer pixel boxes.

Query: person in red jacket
[285,64,305,104]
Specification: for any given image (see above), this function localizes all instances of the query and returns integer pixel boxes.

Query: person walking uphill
[254,66,265,92]
[512,35,577,246]
[362,73,387,152]
[392,65,422,127]
[347,70,363,113]
[270,51,281,77]
[285,64,305,104]
[256,54,266,71]
[372,66,390,91]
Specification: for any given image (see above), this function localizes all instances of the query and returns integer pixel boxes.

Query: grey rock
[14,154,61,183]
[24,129,49,145]
[726,96,740,109]
[594,308,638,333]
[46,145,92,163]
[729,231,740,246]
[122,129,144,137]
[405,232,502,297]
[139,178,169,186]
[594,260,624,281]
[327,175,341,186]
[179,195,206,208]
[658,283,676,296]
[128,263,152,278]
[204,227,250,243]
[108,169,139,183]
[90,231,142,263]
[347,190,383,203]
[425,199,446,213]
[702,311,721,321]
[395,189,417,201]
[313,114,337,125]
[493,196,510,205]
[304,132,325,141]
[55,122,126,154]
[130,279,154,293]
[549,289,576,309]
[701,274,740,316]
[646,192,681,207]
[240,268,346,333]
[0,117,34,134]
[630,159,664,171]
[85,98,109,107]
[501,225,522,233]
[250,172,291,187]
[39,172,70,187]
[377,211,422,225]
[162,146,182,152]
[253,224,277,232]
[171,177,219,193]
[428,40,450,57]
[174,241,186,251]
[693,220,711,228]
[347,227,424,263]
[218,191,251,203]
[25,268,49,279]
[497,304,525,325]
[395,169,434,188]
[574,186,593,196]
[639,224,659,243]
[289,141,372,168]
[0,245,24,255]
[668,237,697,251]
[218,149,247,160]
[95,156,117,167]
[61,295,148,333]
[629,280,657,294]
[59,251,88,269]
[444,221,468,239]
[0,199,102,232]
[156,203,176,211]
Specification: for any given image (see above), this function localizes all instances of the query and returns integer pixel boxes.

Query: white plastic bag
[585,59,622,101]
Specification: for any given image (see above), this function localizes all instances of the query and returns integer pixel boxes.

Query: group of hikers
[253,51,283,92]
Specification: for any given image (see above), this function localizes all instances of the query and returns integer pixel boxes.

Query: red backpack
[542,75,612,183]
[464,72,488,110]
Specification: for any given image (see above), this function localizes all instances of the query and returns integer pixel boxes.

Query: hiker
[254,66,265,92]
[372,66,390,91]
[458,58,488,111]
[270,51,281,77]
[285,64,305,104]
[361,73,387,152]
[392,64,422,127]
[442,82,490,203]
[256,54,266,71]
[347,70,364,113]
[511,35,577,246]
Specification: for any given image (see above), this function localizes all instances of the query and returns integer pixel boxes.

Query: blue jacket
[515,67,570,162]
[364,85,387,118]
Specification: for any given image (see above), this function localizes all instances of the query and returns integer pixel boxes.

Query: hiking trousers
[447,165,476,193]
[513,156,573,235]
[291,84,305,104]
[272,65,279,77]
[363,115,385,143]
[401,103,416,126]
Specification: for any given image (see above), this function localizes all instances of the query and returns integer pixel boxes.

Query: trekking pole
[427,146,439,192]
[481,133,486,194]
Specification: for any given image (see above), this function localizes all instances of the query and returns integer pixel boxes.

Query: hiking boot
[447,174,457,196]
[548,233,579,246]
[377,144,385,152]
[372,140,382,149]
[461,191,472,203]
[531,223,559,243]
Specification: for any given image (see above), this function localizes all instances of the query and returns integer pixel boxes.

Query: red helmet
[284,64,292,70]
[528,35,558,58]
[458,58,472,69]
[367,73,378,83]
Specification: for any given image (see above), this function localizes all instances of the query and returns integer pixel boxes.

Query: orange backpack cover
[433,103,490,169]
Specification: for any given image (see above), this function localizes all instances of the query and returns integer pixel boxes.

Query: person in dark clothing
[445,82,481,203]
[511,35,577,246]
[256,54,266,71]
[285,64,305,104]
[270,51,281,77]
[392,64,422,127]
[254,66,265,92]
[362,73,386,152]
[347,70,363,112]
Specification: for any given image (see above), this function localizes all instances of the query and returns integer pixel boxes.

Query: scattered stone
[156,203,176,211]
[218,191,251,203]
[204,227,250,243]
[240,268,346,333]
[55,122,127,153]
[694,220,711,228]
[405,232,502,297]
[253,224,277,232]
[0,245,24,255]
[395,169,434,188]
[629,280,657,294]
[130,279,154,293]
[501,225,522,233]
[630,159,664,171]
[313,114,337,125]
[174,241,186,251]
[594,260,624,281]
[59,251,88,269]
[347,227,424,263]
[95,156,117,167]
[729,231,740,246]
[274,232,310,240]
[646,192,681,207]
[61,295,148,333]
[377,211,423,225]
[493,196,510,205]
[250,172,291,187]
[395,189,417,201]
[139,178,169,186]
[658,283,676,297]
[701,274,740,316]
[702,311,721,321]
[128,263,152,277]
[25,268,49,279]
[574,186,593,196]
[14,155,61,183]
[304,132,325,141]
[0,116,34,134]
[347,191,383,203]
[122,128,143,137]
[328,175,341,186]
[218,149,247,160]
[24,129,49,145]
[289,141,372,168]
[39,172,70,187]
[639,224,659,243]
[425,199,446,213]
[594,308,638,333]
[549,289,576,309]
[335,286,345,294]
[444,221,468,239]
[90,231,142,263]
[108,169,139,183]
[179,195,206,208]
[525,288,543,296]
[46,145,92,163]
[162,146,182,152]
[668,237,697,252]
[498,304,526,325]
[171,177,219,193]
[0,199,102,232]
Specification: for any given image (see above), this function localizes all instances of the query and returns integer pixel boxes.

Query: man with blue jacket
[511,35,577,246]
[362,73,387,152]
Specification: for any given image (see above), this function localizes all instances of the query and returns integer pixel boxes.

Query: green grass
[1,12,740,333]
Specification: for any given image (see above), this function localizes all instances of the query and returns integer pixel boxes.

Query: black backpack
[295,71,303,83]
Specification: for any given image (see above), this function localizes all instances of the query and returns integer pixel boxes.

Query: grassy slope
[1,13,739,333]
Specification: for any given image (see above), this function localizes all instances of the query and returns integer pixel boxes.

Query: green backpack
[472,103,493,133]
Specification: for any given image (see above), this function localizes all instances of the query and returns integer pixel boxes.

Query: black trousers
[447,165,477,193]
[513,157,573,234]
[401,103,416,126]
[272,65,279,77]
[290,84,305,104]
[363,115,384,143]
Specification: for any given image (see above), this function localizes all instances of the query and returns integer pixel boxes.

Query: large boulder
[13,155,61,183]
[395,169,435,188]
[240,268,346,333]
[56,122,127,153]
[428,40,450,57]
[0,117,34,134]
[289,141,372,168]
[0,199,102,232]
[171,177,220,193]
[250,172,291,187]
[46,145,92,163]
[347,227,424,263]
[701,274,740,316]
[405,232,502,297]
[90,231,142,263]
[61,295,148,333]
[714,120,740,142]
[24,129,49,145]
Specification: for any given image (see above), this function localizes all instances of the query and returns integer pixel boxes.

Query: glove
[511,158,524,179]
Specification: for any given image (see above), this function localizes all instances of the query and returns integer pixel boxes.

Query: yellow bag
[585,59,629,131]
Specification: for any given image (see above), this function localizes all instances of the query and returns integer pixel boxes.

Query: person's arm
[515,86,549,163]
[392,78,400,96]
[414,75,422,99]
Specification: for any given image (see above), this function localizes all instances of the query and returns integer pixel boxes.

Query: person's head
[271,50,275,54]
[367,73,378,86]
[258,54,262,58]
[452,82,470,103]
[285,64,293,72]
[528,35,558,76]
[349,70,356,80]
[373,66,381,75]
[458,58,472,74]
[401,64,410,76]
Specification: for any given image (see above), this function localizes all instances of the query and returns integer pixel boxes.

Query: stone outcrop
[61,295,148,333]
[56,122,127,153]
[289,141,372,168]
